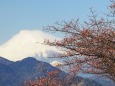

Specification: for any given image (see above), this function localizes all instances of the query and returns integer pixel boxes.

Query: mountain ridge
[0,56,13,65]
[0,56,103,86]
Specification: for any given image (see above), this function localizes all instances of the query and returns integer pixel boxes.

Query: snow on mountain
[0,30,62,62]
[50,60,63,66]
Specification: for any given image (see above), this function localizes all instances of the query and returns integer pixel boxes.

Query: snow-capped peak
[0,30,61,61]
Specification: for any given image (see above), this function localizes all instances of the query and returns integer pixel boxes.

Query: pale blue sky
[0,0,110,45]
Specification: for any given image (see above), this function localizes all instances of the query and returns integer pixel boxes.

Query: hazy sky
[0,0,110,45]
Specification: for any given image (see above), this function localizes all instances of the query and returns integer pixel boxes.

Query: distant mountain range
[0,56,106,86]
[89,76,115,86]
[0,56,65,86]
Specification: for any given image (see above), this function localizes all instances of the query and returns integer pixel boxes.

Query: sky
[0,0,110,45]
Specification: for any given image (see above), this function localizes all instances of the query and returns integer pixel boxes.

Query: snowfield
[0,30,62,63]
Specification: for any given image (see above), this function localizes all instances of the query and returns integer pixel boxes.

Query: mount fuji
[0,30,62,63]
